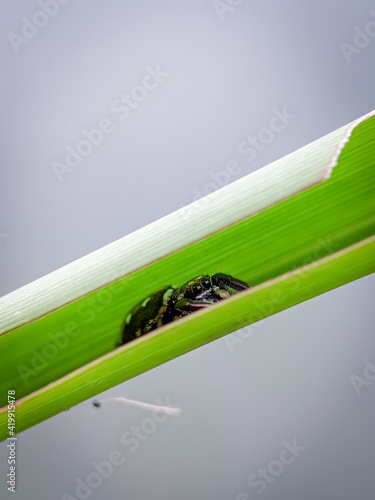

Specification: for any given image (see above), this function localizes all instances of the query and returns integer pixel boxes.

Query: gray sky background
[0,1,374,499]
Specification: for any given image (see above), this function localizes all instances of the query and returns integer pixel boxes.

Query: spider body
[120,273,250,345]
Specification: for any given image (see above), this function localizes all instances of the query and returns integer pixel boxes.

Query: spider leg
[174,298,215,313]
[211,273,250,293]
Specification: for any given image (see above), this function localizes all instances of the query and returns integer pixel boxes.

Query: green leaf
[1,111,374,440]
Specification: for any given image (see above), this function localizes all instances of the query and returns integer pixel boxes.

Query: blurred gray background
[1,1,374,499]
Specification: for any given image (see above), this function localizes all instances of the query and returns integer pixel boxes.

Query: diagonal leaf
[0,111,374,440]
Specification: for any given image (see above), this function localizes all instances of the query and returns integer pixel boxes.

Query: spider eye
[202,277,211,289]
[192,283,202,295]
